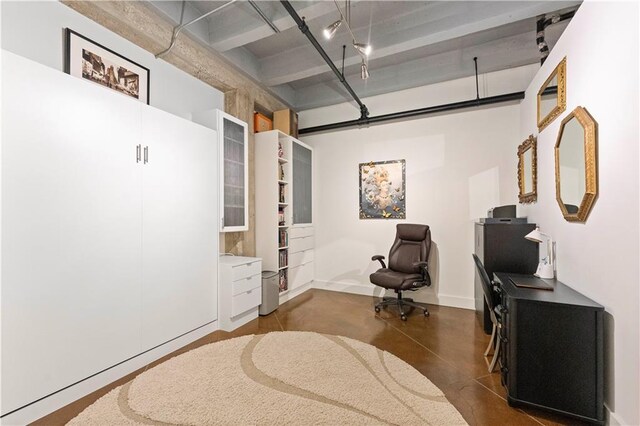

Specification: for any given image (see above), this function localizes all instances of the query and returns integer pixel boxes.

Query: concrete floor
[35,289,585,425]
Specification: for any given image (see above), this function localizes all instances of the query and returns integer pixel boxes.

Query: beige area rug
[68,331,467,425]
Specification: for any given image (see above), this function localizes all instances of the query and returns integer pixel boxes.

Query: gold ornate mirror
[555,106,598,222]
[518,135,537,203]
[537,57,566,131]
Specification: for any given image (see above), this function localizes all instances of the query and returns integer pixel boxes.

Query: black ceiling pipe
[298,91,525,135]
[280,0,369,120]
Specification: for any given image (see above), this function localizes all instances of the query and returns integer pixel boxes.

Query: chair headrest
[397,224,430,242]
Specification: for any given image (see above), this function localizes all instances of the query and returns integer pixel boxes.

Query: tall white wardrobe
[1,51,219,420]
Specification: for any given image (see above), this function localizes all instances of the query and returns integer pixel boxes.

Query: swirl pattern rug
[68,331,466,425]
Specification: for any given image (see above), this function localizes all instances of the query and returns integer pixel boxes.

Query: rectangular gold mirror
[518,135,537,203]
[537,57,566,131]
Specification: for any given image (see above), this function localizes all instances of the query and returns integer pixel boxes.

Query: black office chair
[370,224,432,321]
[472,254,501,372]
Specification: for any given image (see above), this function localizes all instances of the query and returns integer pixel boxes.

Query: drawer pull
[247,277,252,280]
[246,289,252,294]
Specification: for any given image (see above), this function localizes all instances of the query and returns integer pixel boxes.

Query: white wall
[300,66,536,308]
[1,1,224,119]
[518,2,639,425]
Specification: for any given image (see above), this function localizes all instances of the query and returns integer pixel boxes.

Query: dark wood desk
[494,272,604,425]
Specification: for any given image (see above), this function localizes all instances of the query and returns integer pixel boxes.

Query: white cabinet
[2,52,143,416]
[192,109,249,232]
[140,107,218,350]
[1,52,218,416]
[255,131,314,298]
[288,225,315,291]
[219,256,262,331]
[292,140,313,225]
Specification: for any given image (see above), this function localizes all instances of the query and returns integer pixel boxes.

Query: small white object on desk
[219,255,262,331]
[524,226,555,279]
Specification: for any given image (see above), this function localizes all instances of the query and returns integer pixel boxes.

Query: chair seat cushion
[370,268,423,290]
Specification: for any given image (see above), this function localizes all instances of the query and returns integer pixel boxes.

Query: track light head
[353,42,372,57]
[360,60,370,80]
[323,20,342,40]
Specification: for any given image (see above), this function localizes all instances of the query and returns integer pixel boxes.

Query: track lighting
[360,60,369,80]
[323,20,342,40]
[353,42,372,57]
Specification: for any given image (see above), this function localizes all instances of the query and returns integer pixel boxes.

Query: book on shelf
[279,250,288,268]
[279,164,285,181]
[279,229,288,248]
[279,270,288,292]
[279,184,285,203]
[278,209,285,226]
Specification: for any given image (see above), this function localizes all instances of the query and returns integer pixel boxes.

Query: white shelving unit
[256,130,292,294]
[256,130,314,301]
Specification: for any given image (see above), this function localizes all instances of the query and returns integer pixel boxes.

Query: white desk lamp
[524,227,555,279]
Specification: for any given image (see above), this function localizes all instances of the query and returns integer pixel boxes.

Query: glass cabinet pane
[222,116,246,229]
[292,142,312,224]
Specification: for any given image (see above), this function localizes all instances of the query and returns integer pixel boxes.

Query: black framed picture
[65,28,150,104]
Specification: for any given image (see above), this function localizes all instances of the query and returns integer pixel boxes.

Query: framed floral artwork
[359,159,406,219]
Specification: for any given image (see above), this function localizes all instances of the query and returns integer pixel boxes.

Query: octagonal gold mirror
[518,135,537,203]
[555,106,598,222]
[538,57,566,131]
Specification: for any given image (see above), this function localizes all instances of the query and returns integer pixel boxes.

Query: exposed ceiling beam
[259,0,580,86]
[208,1,338,52]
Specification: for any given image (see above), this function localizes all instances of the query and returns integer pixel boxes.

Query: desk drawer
[290,236,314,253]
[232,273,261,296]
[230,260,261,281]
[232,287,261,317]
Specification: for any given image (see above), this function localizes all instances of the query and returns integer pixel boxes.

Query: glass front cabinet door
[217,111,249,232]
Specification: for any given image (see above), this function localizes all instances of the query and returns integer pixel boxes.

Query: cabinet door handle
[143,146,149,164]
[136,144,141,163]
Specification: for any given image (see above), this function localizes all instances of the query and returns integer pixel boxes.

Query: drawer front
[290,261,314,288]
[289,249,314,268]
[230,260,261,281]
[232,273,261,296]
[232,287,261,317]
[290,226,314,239]
[290,236,314,253]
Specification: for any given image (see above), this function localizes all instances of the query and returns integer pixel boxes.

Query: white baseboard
[606,405,626,426]
[313,280,475,310]
[1,321,219,425]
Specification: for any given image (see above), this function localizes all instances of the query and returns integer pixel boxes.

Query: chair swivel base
[374,293,429,321]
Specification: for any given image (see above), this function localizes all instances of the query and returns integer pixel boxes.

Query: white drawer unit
[289,226,314,239]
[232,287,262,317]
[290,249,315,268]
[219,255,262,331]
[290,235,315,253]
[230,260,261,281]
[289,261,314,290]
[233,273,261,296]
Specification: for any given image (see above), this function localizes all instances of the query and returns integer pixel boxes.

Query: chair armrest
[413,261,431,287]
[371,255,386,268]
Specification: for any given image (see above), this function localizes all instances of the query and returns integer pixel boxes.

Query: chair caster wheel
[400,314,407,321]
[424,311,430,317]
[374,306,381,313]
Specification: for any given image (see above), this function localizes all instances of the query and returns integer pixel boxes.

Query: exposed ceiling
[150,0,581,111]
